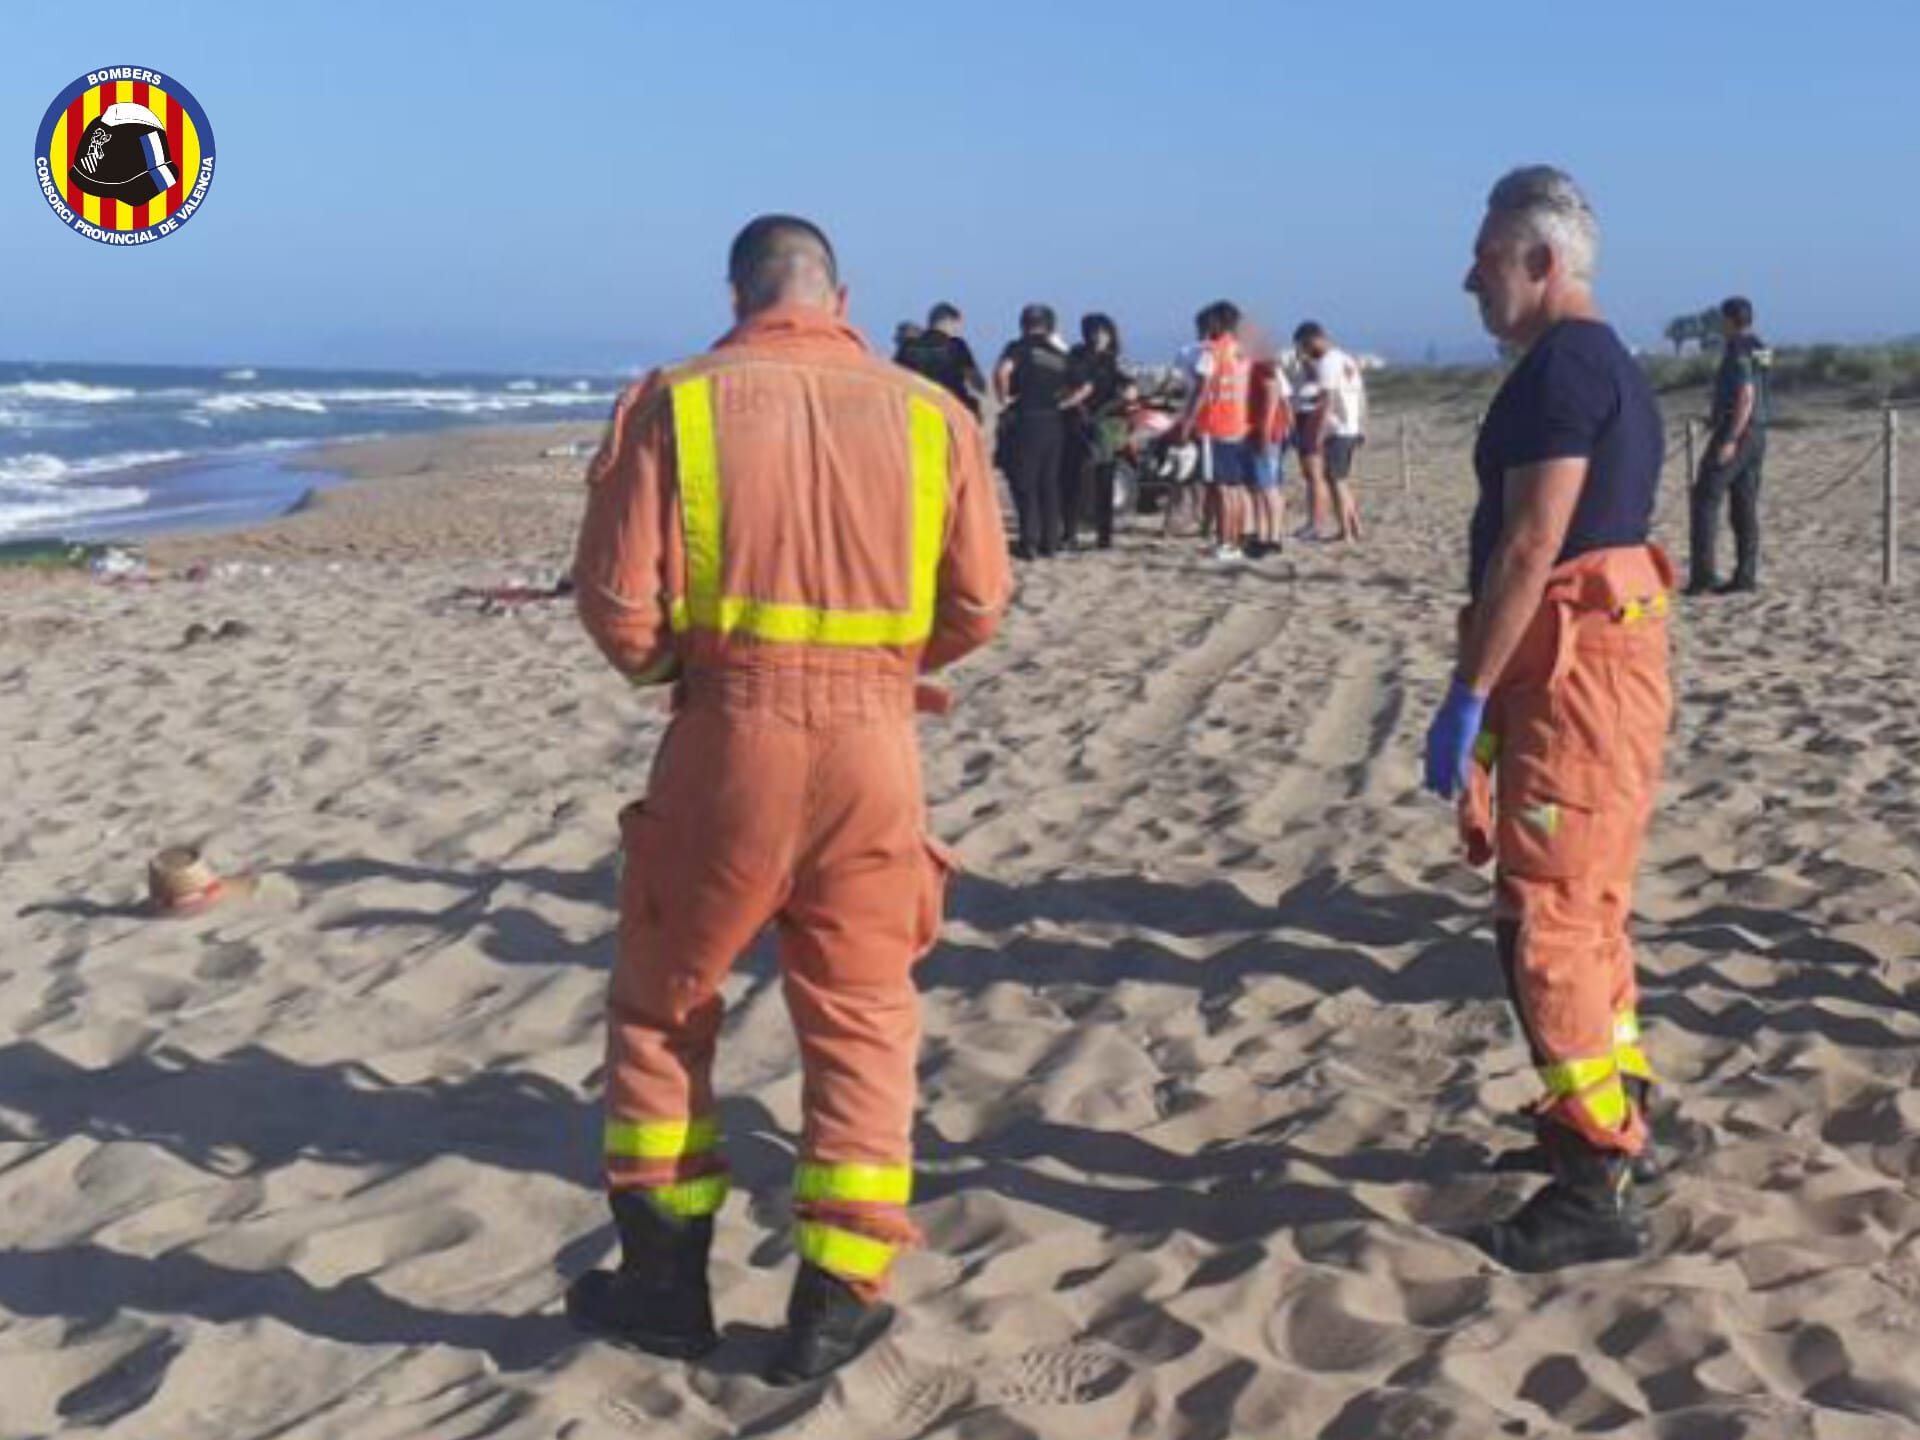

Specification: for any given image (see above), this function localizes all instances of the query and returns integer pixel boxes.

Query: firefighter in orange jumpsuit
[1425,167,1672,1271]
[568,215,1011,1380]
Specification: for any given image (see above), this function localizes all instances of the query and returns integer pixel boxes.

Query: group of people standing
[1171,306,1371,560]
[897,304,1131,558]
[894,300,1370,562]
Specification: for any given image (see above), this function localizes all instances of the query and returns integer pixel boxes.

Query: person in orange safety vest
[569,215,1012,1381]
[1424,167,1673,1272]
[1177,301,1257,561]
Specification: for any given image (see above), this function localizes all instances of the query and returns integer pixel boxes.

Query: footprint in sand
[779,1338,1133,1436]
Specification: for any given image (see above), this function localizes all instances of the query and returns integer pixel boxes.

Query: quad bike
[1110,371,1197,516]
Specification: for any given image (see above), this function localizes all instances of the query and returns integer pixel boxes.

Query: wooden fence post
[1886,407,1901,588]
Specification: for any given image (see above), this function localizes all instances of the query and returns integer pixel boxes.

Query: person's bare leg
[1336,481,1363,543]
[1302,456,1330,536]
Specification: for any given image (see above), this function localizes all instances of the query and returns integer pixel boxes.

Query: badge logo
[33,67,215,246]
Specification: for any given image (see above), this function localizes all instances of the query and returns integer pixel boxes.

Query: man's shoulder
[1545,319,1629,366]
[661,348,970,425]
[1516,321,1631,394]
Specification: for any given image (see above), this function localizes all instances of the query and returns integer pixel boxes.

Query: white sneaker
[1211,544,1244,562]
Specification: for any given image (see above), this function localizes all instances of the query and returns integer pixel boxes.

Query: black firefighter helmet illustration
[67,102,179,207]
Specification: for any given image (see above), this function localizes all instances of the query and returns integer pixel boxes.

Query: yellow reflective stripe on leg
[1616,1044,1657,1084]
[669,377,722,634]
[604,1114,720,1161]
[1539,1055,1617,1096]
[647,1173,730,1218]
[907,394,949,644]
[795,1221,897,1281]
[1577,1078,1630,1129]
[1612,1011,1657,1084]
[1540,1056,1630,1130]
[795,1160,913,1207]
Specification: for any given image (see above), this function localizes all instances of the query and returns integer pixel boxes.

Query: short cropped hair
[1019,303,1056,335]
[727,214,839,313]
[1485,165,1599,283]
[1721,295,1754,328]
[928,301,962,327]
[1203,302,1241,339]
[1293,320,1327,346]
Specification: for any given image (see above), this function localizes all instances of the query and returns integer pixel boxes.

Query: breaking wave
[0,449,185,537]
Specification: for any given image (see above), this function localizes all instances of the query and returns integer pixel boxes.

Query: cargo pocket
[911,837,959,962]
[1495,788,1603,881]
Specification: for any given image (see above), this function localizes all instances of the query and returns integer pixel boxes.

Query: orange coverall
[575,305,1011,1295]
[1460,544,1674,1154]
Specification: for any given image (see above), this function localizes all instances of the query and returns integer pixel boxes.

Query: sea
[0,359,621,542]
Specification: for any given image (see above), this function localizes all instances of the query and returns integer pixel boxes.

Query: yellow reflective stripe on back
[795,1161,913,1207]
[670,377,723,632]
[671,595,930,646]
[647,1173,730,1218]
[795,1221,897,1281]
[666,379,948,648]
[907,394,949,642]
[604,1114,720,1161]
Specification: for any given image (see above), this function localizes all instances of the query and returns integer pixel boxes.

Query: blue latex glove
[1423,678,1488,799]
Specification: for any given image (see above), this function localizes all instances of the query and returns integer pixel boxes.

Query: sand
[2,395,1918,1439]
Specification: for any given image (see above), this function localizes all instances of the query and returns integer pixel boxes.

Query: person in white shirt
[1294,321,1368,543]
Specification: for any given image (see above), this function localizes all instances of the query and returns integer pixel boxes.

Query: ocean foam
[0,448,180,536]
[196,390,333,416]
[193,386,613,418]
[0,380,139,404]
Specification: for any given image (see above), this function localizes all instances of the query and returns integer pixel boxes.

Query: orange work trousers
[604,662,952,1296]
[1460,546,1674,1154]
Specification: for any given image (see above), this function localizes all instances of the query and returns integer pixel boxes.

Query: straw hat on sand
[146,846,257,917]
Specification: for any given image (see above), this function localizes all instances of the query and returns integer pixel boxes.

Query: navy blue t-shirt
[1470,319,1664,597]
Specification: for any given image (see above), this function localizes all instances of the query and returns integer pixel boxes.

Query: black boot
[764,1262,894,1385]
[1471,1124,1649,1272]
[566,1192,718,1359]
[1623,1077,1661,1187]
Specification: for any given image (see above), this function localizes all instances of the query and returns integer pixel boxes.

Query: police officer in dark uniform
[994,305,1078,559]
[896,303,985,417]
[1686,296,1772,595]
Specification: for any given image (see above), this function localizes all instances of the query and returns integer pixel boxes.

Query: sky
[4,0,1917,375]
